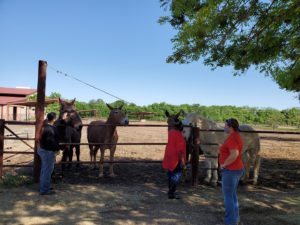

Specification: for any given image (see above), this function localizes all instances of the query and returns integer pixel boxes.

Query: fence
[1,118,300,186]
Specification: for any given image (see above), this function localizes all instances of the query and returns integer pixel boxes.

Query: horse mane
[197,116,221,130]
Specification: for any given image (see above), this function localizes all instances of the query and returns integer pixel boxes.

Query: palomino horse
[54,98,82,172]
[181,111,261,186]
[87,104,129,177]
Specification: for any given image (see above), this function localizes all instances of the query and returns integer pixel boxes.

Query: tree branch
[243,2,299,47]
[217,0,259,47]
[245,0,277,44]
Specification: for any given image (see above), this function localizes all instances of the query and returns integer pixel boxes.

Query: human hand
[220,164,225,169]
[181,160,186,170]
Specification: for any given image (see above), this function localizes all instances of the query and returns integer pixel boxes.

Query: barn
[0,87,37,121]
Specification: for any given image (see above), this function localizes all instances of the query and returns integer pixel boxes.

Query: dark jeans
[167,163,182,186]
[222,168,245,225]
[38,147,55,194]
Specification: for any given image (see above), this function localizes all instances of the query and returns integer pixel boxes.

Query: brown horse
[54,98,82,172]
[87,104,129,177]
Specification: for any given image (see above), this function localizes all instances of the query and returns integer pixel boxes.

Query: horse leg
[204,158,212,184]
[99,148,105,177]
[93,146,100,170]
[210,158,219,187]
[67,145,73,169]
[75,144,80,168]
[109,147,116,177]
[61,148,68,175]
[241,152,249,183]
[253,154,261,185]
[89,145,94,169]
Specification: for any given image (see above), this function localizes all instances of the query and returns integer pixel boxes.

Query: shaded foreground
[0,163,300,225]
[1,121,300,224]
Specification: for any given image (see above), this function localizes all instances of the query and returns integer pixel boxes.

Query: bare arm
[220,149,239,169]
[179,152,186,169]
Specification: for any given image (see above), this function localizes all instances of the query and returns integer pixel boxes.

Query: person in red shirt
[163,111,186,199]
[219,118,245,225]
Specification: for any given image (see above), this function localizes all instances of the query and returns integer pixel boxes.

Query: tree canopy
[159,0,300,93]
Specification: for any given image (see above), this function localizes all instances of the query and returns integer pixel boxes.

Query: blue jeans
[222,168,245,225]
[167,163,182,185]
[38,148,55,194]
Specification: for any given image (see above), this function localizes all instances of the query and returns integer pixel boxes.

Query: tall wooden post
[191,127,200,186]
[33,60,47,182]
[0,119,4,179]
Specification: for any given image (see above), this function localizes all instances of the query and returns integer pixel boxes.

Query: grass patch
[0,171,34,188]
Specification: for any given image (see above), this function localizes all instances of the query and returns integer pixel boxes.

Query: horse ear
[59,97,62,105]
[165,110,170,117]
[118,104,123,110]
[71,98,76,105]
[175,111,181,118]
[181,109,187,117]
[106,103,113,110]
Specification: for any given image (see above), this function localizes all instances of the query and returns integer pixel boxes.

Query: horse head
[165,110,183,131]
[181,110,199,140]
[107,104,129,125]
[59,97,75,114]
[59,97,82,130]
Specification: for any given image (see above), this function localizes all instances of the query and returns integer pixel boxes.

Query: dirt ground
[1,120,300,225]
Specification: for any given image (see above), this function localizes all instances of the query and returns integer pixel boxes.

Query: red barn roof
[0,87,37,96]
[0,87,37,105]
[0,97,27,105]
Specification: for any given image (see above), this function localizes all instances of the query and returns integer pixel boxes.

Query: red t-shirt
[219,131,244,170]
[163,130,186,171]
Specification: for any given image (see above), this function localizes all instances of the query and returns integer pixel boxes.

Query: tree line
[41,92,300,128]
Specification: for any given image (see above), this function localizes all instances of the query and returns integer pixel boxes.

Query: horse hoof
[109,173,116,177]
[210,182,217,188]
[203,179,210,185]
[98,174,104,178]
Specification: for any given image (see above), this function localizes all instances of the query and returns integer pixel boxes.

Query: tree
[159,0,300,95]
[48,92,61,99]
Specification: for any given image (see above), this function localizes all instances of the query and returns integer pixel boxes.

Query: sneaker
[40,191,56,195]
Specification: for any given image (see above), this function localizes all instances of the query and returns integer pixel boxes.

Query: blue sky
[0,0,298,110]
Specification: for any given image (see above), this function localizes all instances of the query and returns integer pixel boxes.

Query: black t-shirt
[40,124,60,151]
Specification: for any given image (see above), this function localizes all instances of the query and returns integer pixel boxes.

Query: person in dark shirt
[38,112,60,195]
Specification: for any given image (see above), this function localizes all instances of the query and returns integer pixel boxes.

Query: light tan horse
[181,111,261,186]
[87,104,129,177]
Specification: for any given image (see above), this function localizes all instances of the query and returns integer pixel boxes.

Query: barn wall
[0,105,35,121]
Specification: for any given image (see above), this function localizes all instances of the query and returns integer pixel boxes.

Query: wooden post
[0,119,4,179]
[191,127,199,186]
[33,60,47,182]
[6,105,9,120]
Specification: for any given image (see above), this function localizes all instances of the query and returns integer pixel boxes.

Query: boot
[172,184,181,199]
[168,183,181,199]
[168,181,174,199]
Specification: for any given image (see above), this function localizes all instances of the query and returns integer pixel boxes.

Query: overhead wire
[47,64,130,104]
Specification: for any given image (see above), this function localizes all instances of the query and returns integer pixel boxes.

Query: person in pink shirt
[163,110,186,199]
